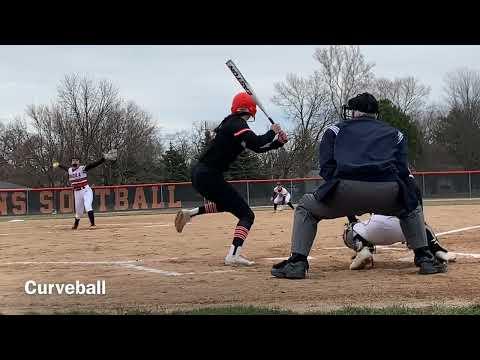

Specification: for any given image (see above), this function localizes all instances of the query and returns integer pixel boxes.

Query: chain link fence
[1,171,479,216]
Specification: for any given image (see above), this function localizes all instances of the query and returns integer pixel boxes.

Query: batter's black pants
[191,163,255,230]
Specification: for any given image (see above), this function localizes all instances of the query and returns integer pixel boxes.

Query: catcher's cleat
[174,210,191,233]
[224,254,255,266]
[350,247,374,270]
[271,259,309,279]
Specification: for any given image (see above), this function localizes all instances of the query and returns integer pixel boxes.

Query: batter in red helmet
[174,92,288,266]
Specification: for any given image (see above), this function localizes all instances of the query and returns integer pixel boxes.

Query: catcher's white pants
[353,214,405,245]
[274,193,291,205]
[74,185,94,219]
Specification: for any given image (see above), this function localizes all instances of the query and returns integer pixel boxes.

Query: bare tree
[432,68,480,170]
[109,101,163,184]
[272,73,332,177]
[12,73,166,186]
[314,45,375,118]
[258,146,293,179]
[373,76,431,118]
[188,121,217,163]
[444,68,480,116]
[56,74,122,161]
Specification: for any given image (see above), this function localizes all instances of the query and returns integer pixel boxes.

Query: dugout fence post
[422,174,426,197]
[290,180,293,202]
[246,181,250,205]
[469,172,472,199]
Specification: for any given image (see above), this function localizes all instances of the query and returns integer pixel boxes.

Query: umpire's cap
[346,93,379,114]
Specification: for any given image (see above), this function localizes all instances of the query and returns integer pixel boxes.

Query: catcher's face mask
[343,223,363,252]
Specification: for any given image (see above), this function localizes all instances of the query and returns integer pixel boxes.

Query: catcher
[272,182,294,212]
[174,92,288,266]
[344,214,457,270]
[53,149,117,230]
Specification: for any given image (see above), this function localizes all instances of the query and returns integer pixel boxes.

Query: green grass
[322,305,480,315]
[17,304,480,315]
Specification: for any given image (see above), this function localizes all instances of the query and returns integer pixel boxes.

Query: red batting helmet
[231,92,257,117]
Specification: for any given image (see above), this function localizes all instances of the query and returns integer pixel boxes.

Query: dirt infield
[0,204,480,314]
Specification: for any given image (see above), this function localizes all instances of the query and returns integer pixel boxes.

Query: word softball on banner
[0,185,184,216]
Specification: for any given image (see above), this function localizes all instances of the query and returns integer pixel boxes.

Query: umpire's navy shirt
[315,115,419,212]
[319,116,410,182]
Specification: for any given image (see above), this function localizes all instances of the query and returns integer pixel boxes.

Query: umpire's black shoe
[417,258,447,275]
[414,248,447,275]
[271,259,309,279]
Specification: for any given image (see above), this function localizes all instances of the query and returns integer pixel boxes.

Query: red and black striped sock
[232,225,250,255]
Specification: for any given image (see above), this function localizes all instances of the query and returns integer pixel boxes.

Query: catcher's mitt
[103,149,118,161]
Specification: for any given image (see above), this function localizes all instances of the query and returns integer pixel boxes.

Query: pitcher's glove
[52,161,59,168]
[103,149,118,161]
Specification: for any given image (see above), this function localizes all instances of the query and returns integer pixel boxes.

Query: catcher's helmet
[342,92,379,120]
[231,92,257,118]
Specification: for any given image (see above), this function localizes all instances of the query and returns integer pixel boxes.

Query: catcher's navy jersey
[319,116,409,182]
[199,114,283,172]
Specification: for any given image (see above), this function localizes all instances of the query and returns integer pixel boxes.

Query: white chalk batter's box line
[0,258,239,277]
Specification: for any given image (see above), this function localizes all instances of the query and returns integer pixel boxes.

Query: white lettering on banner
[24,280,106,295]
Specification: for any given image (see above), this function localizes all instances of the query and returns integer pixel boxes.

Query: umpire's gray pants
[291,180,427,256]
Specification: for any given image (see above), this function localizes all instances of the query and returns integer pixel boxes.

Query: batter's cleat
[174,210,191,233]
[88,224,97,230]
[271,259,309,279]
[224,254,255,266]
[350,247,374,270]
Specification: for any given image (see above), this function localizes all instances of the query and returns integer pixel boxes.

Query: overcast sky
[1,45,480,135]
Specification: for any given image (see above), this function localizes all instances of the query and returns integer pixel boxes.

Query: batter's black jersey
[199,114,283,172]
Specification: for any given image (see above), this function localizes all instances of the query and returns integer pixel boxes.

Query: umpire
[271,93,447,279]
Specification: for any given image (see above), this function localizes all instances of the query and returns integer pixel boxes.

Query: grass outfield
[17,305,480,315]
